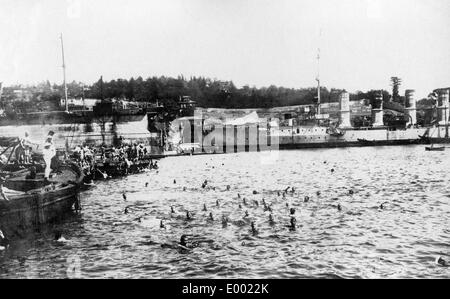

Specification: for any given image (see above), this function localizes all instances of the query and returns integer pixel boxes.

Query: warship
[166,89,450,153]
[166,46,449,153]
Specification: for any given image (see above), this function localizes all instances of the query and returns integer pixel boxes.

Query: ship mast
[316,47,321,116]
[60,33,68,112]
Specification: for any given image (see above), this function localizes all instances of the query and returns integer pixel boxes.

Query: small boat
[425,145,445,151]
[0,162,84,237]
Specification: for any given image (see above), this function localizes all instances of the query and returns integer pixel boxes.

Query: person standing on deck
[22,132,38,163]
[22,132,31,163]
[43,131,56,181]
[15,132,35,163]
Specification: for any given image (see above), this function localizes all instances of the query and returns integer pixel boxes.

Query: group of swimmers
[114,177,342,249]
[160,188,302,239]
[103,143,148,163]
[71,142,157,181]
[117,180,445,267]
[73,142,150,164]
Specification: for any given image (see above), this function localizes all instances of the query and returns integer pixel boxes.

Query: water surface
[0,146,449,278]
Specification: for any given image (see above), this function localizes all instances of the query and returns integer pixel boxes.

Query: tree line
[2,75,428,111]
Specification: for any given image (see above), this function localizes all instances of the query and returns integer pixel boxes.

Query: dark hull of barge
[0,164,84,237]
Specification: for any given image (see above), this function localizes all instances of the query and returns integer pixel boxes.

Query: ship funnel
[437,89,449,125]
[405,89,417,126]
[371,91,384,127]
[339,91,352,127]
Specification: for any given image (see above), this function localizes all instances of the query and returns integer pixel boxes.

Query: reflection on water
[0,146,449,278]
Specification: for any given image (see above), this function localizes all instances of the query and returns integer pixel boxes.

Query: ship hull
[0,110,146,126]
[175,123,450,153]
[0,112,158,152]
[0,163,83,238]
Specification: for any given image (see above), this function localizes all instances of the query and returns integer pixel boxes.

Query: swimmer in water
[173,179,176,184]
[161,235,193,251]
[288,217,297,231]
[253,200,259,207]
[183,186,187,191]
[226,185,231,191]
[170,206,175,214]
[331,168,335,173]
[435,256,447,267]
[337,204,342,211]
[238,193,241,199]
[250,222,258,235]
[203,203,207,211]
[160,220,165,228]
[316,191,321,196]
[179,235,206,249]
[291,187,295,193]
[216,199,220,207]
[122,193,127,200]
[304,196,310,203]
[290,208,296,215]
[124,207,129,214]
[145,182,149,187]
[54,230,67,243]
[349,189,354,195]
[243,198,247,205]
[179,235,189,248]
[277,191,281,197]
[244,210,249,218]
[186,211,193,220]
[221,215,229,227]
[238,204,242,209]
[201,180,208,189]
[268,214,275,226]
[208,212,214,221]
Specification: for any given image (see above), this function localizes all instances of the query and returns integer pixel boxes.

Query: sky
[1,0,449,98]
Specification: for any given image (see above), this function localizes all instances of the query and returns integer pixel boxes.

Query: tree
[390,77,402,104]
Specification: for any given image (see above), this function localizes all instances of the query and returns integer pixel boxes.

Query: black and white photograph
[0,0,449,284]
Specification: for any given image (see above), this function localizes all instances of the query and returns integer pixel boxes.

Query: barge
[0,162,84,238]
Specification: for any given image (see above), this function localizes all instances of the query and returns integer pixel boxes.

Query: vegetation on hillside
[1,75,428,111]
